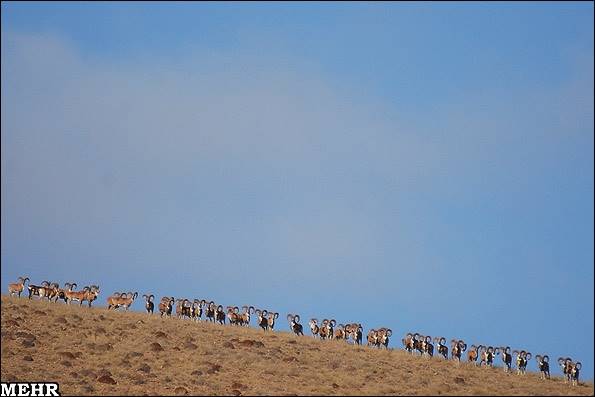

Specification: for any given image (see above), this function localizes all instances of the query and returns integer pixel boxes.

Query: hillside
[1,295,593,396]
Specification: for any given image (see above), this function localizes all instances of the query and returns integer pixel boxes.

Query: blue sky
[2,1,593,380]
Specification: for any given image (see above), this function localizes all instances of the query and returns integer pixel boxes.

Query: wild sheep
[344,323,363,345]
[226,306,242,325]
[513,350,531,375]
[421,335,433,357]
[499,346,513,372]
[571,361,582,386]
[108,291,137,310]
[367,329,379,347]
[451,339,467,362]
[434,337,448,359]
[255,309,269,330]
[143,294,155,314]
[81,285,100,307]
[215,305,226,325]
[27,280,51,300]
[309,318,320,337]
[558,357,576,384]
[267,312,280,330]
[287,314,304,336]
[535,354,550,379]
[334,324,347,341]
[205,301,216,322]
[8,276,29,297]
[377,328,393,350]
[240,306,254,326]
[191,299,206,321]
[159,296,175,317]
[467,344,479,365]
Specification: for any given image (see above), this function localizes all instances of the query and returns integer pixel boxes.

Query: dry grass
[1,295,593,396]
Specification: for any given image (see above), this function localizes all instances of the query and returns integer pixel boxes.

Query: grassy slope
[1,295,593,396]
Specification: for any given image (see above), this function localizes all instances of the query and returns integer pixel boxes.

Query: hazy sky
[2,2,593,380]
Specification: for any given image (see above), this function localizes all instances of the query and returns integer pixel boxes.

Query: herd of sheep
[7,275,583,386]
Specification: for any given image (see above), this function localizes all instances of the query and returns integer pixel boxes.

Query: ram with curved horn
[309,318,320,338]
[205,301,216,322]
[143,294,155,314]
[344,323,363,345]
[64,285,90,305]
[27,280,51,300]
[267,312,280,331]
[287,314,304,336]
[571,361,582,386]
[240,305,254,326]
[513,350,531,375]
[367,329,379,348]
[558,357,574,383]
[215,305,226,325]
[158,296,175,317]
[467,345,479,365]
[191,299,205,321]
[226,306,242,325]
[8,276,29,298]
[535,354,550,379]
[255,309,269,331]
[82,285,100,307]
[414,334,425,355]
[175,299,186,318]
[451,339,467,362]
[434,337,448,359]
[377,328,393,350]
[333,324,347,341]
[421,335,433,357]
[402,333,415,353]
[318,319,330,339]
[499,346,513,372]
[479,346,497,367]
[326,319,336,339]
[108,291,137,310]
[49,282,63,301]
[54,282,74,303]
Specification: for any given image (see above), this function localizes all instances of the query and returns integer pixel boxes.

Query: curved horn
[525,352,532,360]
[287,314,294,322]
[70,283,77,290]
[41,280,49,287]
[575,362,582,370]
[543,355,549,363]
[274,312,279,319]
[294,315,300,323]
